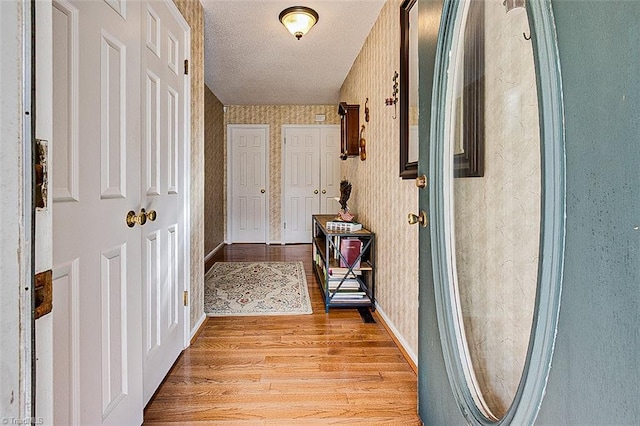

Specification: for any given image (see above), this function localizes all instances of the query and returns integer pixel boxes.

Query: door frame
[226,124,270,243]
[0,0,34,419]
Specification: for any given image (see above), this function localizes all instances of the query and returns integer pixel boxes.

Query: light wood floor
[143,244,421,425]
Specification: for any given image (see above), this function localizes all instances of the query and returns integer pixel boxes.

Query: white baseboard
[375,304,418,367]
[189,312,207,344]
[204,242,225,264]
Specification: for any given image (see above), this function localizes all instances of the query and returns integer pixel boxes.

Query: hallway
[143,244,420,424]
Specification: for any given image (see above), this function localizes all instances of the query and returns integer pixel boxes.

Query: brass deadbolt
[408,210,429,227]
[415,175,427,189]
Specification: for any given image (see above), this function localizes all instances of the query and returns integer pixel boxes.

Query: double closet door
[282,125,341,243]
[51,0,189,423]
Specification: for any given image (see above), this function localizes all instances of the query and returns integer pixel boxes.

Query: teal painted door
[415,0,452,424]
[417,0,640,424]
[534,1,640,423]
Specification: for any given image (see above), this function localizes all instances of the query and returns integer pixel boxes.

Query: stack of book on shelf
[328,278,360,291]
[327,266,361,278]
[325,221,363,232]
[328,268,366,300]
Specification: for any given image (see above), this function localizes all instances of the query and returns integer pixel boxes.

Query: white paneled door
[318,126,342,213]
[51,0,189,423]
[283,126,319,243]
[228,125,269,243]
[52,0,144,424]
[140,0,189,405]
[282,125,341,243]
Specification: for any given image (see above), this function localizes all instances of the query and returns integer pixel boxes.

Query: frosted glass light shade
[279,6,319,40]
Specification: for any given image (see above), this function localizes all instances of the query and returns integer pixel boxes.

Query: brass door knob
[322,189,327,194]
[260,189,265,193]
[416,175,427,189]
[408,210,429,227]
[127,209,146,227]
[126,211,136,227]
[314,189,319,194]
[126,208,156,227]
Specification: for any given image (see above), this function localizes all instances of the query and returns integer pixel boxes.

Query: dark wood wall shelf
[338,102,360,158]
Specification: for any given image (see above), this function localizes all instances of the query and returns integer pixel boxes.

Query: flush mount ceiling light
[279,6,319,40]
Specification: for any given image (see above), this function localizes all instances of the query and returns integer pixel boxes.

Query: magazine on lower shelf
[331,291,367,299]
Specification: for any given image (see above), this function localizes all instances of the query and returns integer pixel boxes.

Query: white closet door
[319,127,341,214]
[52,0,144,423]
[228,125,268,243]
[283,126,320,243]
[140,0,189,405]
[52,0,190,422]
[282,125,340,243]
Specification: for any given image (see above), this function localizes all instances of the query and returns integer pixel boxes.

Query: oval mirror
[430,0,565,424]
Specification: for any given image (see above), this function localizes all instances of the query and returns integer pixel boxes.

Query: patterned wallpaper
[224,105,340,241]
[173,0,205,332]
[340,0,420,359]
[204,85,225,256]
[454,2,540,416]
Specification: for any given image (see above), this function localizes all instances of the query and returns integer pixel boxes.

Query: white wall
[340,0,420,364]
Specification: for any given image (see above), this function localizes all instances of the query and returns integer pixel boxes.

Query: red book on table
[339,238,362,269]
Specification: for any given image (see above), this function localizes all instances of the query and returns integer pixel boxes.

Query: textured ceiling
[202,0,386,105]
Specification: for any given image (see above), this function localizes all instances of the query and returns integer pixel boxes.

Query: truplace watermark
[0,418,44,425]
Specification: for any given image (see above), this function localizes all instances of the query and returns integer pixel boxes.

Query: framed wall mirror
[399,0,419,179]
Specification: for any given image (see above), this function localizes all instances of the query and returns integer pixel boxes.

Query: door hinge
[284,222,286,229]
[183,290,189,306]
[184,59,189,75]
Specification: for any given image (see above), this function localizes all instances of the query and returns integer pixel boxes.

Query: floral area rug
[204,261,312,316]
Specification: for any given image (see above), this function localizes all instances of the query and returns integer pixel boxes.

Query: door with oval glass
[417,0,564,424]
